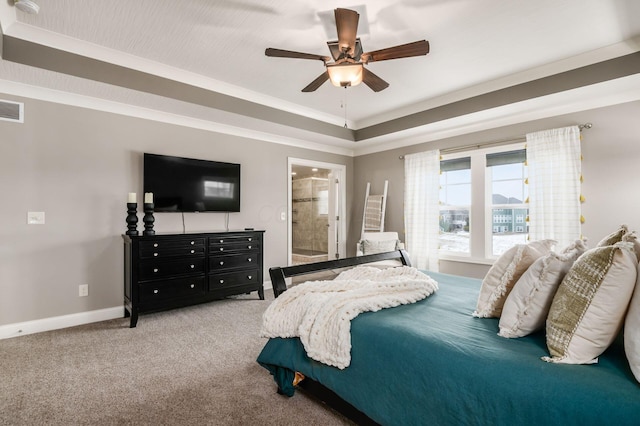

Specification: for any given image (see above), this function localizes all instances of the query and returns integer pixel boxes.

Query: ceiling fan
[265,8,430,92]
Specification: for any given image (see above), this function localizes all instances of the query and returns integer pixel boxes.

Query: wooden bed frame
[268,249,411,298]
[267,250,411,425]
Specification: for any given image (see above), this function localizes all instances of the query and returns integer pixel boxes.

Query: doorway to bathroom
[288,158,346,266]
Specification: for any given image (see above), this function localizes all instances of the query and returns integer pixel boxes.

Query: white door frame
[287,157,347,266]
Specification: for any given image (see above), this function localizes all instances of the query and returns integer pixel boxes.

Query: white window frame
[439,142,526,264]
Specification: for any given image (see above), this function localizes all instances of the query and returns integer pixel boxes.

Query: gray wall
[0,94,353,326]
[3,92,639,326]
[350,100,640,278]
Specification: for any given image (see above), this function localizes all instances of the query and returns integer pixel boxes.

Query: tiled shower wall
[292,177,329,254]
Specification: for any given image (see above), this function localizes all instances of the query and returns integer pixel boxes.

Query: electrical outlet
[79,284,89,297]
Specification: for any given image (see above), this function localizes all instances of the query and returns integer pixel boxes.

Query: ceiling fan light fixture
[14,0,39,14]
[327,63,363,88]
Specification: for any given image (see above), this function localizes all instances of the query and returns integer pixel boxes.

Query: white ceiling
[1,0,640,155]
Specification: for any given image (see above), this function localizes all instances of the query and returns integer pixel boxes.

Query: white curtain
[526,126,582,249]
[404,150,440,271]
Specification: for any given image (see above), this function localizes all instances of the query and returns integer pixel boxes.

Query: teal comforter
[257,271,640,425]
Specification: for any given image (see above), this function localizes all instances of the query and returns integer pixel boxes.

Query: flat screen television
[144,153,240,212]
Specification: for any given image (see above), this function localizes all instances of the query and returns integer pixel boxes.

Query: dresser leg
[129,309,139,328]
[258,286,265,300]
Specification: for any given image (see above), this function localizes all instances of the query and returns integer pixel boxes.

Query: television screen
[144,153,240,212]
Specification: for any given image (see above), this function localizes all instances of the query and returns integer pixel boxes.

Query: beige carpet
[0,293,352,425]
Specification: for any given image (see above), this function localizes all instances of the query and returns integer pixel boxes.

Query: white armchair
[356,231,405,256]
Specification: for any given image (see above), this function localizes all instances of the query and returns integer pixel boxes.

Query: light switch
[27,211,45,225]
[280,211,286,221]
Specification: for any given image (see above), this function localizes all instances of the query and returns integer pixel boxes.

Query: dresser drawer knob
[153,289,159,294]
[154,243,158,248]
[219,247,224,251]
[153,268,159,273]
[248,275,253,280]
[153,253,158,257]
[190,250,195,254]
[219,239,224,243]
[248,238,252,241]
[248,245,252,249]
[190,264,195,269]
[219,261,224,266]
[190,284,195,289]
[219,279,224,284]
[190,241,195,245]
[248,258,252,262]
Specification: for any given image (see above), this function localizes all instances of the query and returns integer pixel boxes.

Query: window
[439,157,471,254]
[439,144,527,261]
[487,149,528,256]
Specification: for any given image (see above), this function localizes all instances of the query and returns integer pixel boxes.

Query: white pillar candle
[144,192,153,204]
[128,192,136,203]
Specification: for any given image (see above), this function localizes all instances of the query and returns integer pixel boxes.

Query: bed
[257,250,640,425]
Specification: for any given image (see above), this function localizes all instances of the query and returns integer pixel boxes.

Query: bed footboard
[268,249,411,298]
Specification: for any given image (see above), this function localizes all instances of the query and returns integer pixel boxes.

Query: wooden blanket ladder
[361,180,388,238]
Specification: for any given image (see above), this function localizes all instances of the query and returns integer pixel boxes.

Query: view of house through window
[439,145,527,260]
[487,149,528,256]
[439,157,471,254]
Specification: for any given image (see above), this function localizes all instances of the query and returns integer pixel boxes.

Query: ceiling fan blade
[361,40,430,63]
[302,71,330,92]
[362,68,389,92]
[265,48,330,62]
[335,8,359,57]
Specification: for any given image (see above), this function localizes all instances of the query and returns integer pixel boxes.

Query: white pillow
[543,242,637,364]
[473,239,556,318]
[361,239,398,255]
[624,262,640,383]
[498,240,587,338]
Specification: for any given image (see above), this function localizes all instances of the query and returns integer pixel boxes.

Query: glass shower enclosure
[291,176,329,265]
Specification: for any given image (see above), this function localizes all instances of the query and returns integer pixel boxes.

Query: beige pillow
[596,224,628,247]
[624,262,640,383]
[498,240,587,338]
[473,239,556,318]
[361,239,398,255]
[596,224,640,263]
[543,242,637,364]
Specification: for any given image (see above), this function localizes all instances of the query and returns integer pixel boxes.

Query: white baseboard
[0,306,124,340]
[1,282,274,340]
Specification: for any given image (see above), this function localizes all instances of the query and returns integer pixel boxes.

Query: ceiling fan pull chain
[343,87,348,128]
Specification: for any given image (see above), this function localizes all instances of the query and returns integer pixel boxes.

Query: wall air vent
[0,100,24,123]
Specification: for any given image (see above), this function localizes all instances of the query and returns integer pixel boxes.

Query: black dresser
[123,230,264,327]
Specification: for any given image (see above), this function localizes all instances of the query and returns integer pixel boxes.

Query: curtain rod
[398,122,593,159]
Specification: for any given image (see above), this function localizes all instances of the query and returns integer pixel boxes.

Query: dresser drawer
[209,253,258,272]
[209,269,260,291]
[209,241,260,254]
[139,238,205,257]
[139,257,205,280]
[140,245,205,259]
[140,276,205,303]
[209,234,259,251]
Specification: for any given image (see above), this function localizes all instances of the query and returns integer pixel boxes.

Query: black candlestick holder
[143,203,155,236]
[126,202,138,236]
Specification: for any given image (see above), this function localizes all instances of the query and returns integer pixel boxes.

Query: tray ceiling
[1,0,640,155]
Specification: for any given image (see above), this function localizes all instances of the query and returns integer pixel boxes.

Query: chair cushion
[361,239,398,255]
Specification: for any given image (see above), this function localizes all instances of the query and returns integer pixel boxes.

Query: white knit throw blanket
[260,266,438,369]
